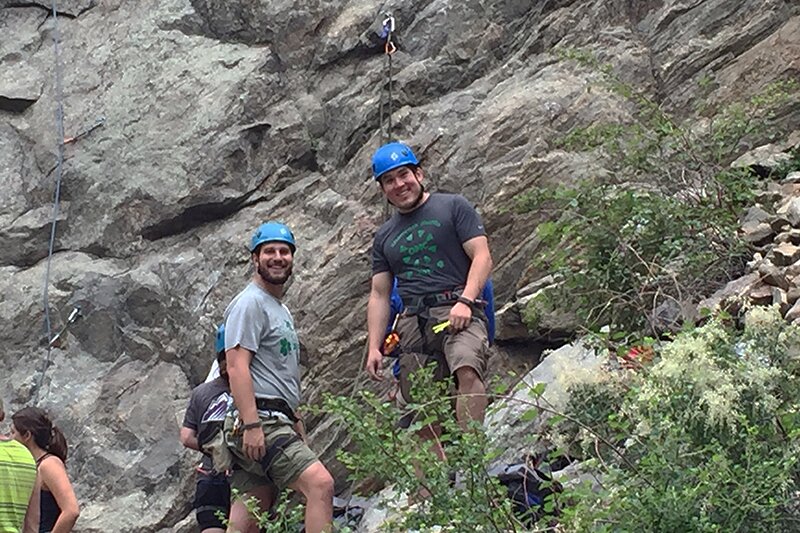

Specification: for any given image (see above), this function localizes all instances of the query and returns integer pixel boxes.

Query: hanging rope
[34,0,67,405]
[378,13,396,143]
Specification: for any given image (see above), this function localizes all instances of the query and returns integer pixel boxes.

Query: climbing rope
[378,13,396,143]
[34,0,67,405]
[377,13,397,218]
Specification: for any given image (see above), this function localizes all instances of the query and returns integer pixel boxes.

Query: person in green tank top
[0,399,40,533]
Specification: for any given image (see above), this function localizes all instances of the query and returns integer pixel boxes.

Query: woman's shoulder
[38,453,68,481]
[39,454,69,492]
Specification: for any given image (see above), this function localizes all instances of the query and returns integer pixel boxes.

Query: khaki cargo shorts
[395,305,489,423]
[227,416,318,492]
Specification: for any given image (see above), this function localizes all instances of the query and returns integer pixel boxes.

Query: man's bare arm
[227,347,258,424]
[365,271,393,380]
[179,427,200,451]
[461,236,493,301]
[23,472,41,533]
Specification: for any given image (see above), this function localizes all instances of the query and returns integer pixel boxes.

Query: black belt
[403,289,461,312]
[403,288,488,315]
[255,397,298,422]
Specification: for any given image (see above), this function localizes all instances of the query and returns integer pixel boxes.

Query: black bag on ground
[494,461,563,524]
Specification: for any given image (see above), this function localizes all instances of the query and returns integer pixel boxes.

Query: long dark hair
[12,407,68,463]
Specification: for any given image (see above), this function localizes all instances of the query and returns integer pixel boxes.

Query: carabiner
[382,13,395,34]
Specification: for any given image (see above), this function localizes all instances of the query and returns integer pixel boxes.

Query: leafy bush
[227,488,308,533]
[310,309,799,532]
[318,367,540,532]
[557,306,800,532]
[518,49,799,334]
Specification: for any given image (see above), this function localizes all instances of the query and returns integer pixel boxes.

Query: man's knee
[455,366,483,389]
[417,423,442,441]
[295,461,334,497]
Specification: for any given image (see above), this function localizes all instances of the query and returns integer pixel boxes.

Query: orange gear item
[621,345,655,369]
[383,331,400,354]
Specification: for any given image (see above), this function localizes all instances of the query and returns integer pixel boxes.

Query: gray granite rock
[2,0,799,529]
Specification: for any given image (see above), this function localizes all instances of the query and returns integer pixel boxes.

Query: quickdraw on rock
[381,13,396,55]
[48,305,82,349]
[378,12,397,143]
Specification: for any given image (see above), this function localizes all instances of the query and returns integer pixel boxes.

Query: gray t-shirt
[224,282,302,411]
[372,193,486,301]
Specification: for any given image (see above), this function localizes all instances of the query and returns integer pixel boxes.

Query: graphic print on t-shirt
[278,319,300,357]
[390,219,445,279]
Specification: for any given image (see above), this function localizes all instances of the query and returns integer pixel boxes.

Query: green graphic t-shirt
[372,193,486,301]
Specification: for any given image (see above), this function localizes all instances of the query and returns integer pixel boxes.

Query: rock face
[1,0,799,530]
[485,342,604,466]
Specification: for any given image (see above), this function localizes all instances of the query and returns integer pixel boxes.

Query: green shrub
[227,487,308,533]
[318,366,538,532]
[313,309,799,532]
[520,49,799,334]
[557,306,800,532]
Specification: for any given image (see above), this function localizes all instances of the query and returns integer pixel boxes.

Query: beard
[257,261,293,285]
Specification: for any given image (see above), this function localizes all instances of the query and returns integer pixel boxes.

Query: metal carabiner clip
[382,13,396,33]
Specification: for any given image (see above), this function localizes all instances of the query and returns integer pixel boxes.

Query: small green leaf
[519,408,540,423]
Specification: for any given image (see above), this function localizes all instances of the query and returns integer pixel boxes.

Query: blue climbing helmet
[372,142,419,180]
[215,323,225,359]
[250,221,296,253]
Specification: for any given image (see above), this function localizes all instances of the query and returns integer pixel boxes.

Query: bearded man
[224,221,334,533]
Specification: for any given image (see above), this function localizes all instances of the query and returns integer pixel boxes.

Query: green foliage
[317,309,800,531]
[521,48,800,334]
[555,307,800,531]
[227,488,312,533]
[318,366,540,532]
[769,147,800,180]
[521,289,554,331]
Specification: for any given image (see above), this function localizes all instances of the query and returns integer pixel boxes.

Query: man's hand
[365,347,385,381]
[243,426,266,461]
[449,301,473,332]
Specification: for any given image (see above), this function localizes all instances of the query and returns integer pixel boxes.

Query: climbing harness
[378,13,397,143]
[255,397,299,423]
[383,313,401,354]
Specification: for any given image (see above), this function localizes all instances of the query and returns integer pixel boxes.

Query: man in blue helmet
[365,142,494,458]
[224,221,334,533]
[180,325,238,533]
